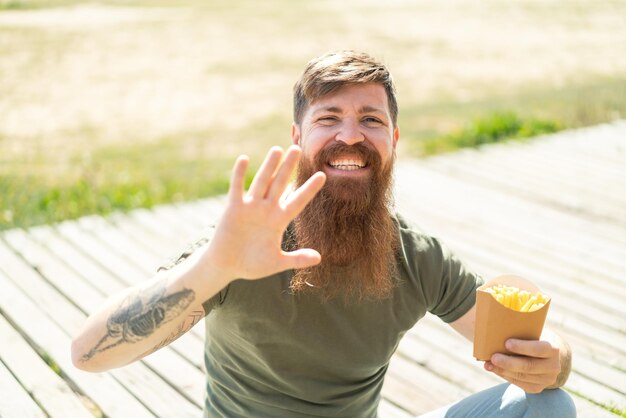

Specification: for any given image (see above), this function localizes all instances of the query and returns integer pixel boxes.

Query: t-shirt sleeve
[422,237,483,323]
[156,225,229,314]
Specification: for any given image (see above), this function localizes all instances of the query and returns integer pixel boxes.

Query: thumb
[279,249,322,270]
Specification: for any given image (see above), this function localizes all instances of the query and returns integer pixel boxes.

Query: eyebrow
[312,105,386,115]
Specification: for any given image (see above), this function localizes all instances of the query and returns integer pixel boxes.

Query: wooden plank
[397,332,500,391]
[446,146,626,214]
[395,163,626,290]
[0,240,202,417]
[566,371,626,412]
[128,207,197,245]
[152,204,207,234]
[3,228,108,315]
[56,219,151,282]
[385,354,470,415]
[76,215,165,276]
[0,265,154,418]
[403,158,626,256]
[462,137,626,190]
[378,398,413,418]
[108,361,203,415]
[190,196,227,220]
[570,396,621,418]
[516,134,626,179]
[469,126,626,180]
[414,155,625,242]
[423,154,626,226]
[0,360,46,418]
[3,230,207,408]
[170,201,217,230]
[110,207,217,274]
[573,355,626,397]
[108,211,182,260]
[396,160,626,261]
[28,224,127,296]
[0,314,93,418]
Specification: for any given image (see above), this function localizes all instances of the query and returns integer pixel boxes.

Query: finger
[284,171,326,218]
[278,248,322,271]
[266,145,301,201]
[491,353,535,374]
[484,362,551,393]
[491,352,557,376]
[228,155,249,202]
[505,339,555,358]
[248,147,284,199]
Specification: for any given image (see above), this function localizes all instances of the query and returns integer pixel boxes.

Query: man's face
[292,83,399,178]
[289,82,401,301]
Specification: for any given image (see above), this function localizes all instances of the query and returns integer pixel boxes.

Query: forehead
[306,83,389,115]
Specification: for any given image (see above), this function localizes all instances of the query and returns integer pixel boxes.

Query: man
[72,50,575,417]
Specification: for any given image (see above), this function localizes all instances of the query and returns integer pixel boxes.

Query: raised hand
[201,145,326,281]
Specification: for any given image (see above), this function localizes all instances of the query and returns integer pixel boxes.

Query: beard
[288,142,399,302]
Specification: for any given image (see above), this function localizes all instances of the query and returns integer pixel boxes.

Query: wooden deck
[1,121,625,417]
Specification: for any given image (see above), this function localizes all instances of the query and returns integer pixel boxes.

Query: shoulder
[394,212,444,256]
[393,212,453,281]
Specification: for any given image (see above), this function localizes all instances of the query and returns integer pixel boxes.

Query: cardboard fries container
[473,275,551,361]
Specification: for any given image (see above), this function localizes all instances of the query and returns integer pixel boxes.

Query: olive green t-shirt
[163,213,482,418]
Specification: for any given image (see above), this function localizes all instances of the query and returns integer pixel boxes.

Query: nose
[335,119,364,145]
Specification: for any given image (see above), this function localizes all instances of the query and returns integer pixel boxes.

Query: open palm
[204,146,326,280]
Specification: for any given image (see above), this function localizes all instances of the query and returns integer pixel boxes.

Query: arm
[71,247,228,372]
[71,145,326,372]
[450,304,572,393]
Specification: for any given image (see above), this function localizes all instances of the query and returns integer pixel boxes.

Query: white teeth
[329,159,365,170]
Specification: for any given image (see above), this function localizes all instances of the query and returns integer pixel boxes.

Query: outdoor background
[1,0,625,230]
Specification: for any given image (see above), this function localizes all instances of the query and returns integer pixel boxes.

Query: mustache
[314,142,382,170]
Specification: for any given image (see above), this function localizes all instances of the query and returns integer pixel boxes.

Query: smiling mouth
[328,158,367,171]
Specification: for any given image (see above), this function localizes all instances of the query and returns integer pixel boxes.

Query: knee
[526,388,576,418]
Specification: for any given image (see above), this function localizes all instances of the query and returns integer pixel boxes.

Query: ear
[392,126,400,150]
[292,123,301,145]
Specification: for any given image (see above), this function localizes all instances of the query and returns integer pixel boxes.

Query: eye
[316,116,338,125]
[363,116,384,126]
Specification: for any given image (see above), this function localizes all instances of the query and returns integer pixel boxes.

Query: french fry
[484,285,549,312]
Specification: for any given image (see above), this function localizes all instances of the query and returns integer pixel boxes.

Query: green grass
[39,351,62,375]
[0,0,82,9]
[400,77,625,156]
[1,137,234,230]
[420,112,560,155]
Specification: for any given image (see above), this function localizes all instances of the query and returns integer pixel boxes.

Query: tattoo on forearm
[136,309,204,360]
[82,282,195,361]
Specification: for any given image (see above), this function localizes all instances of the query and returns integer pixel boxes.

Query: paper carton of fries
[473,275,551,361]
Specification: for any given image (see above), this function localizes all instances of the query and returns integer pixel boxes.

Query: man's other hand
[484,338,562,393]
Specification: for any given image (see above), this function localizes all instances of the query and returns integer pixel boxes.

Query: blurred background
[1,0,625,230]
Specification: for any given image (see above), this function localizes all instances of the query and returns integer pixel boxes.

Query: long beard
[289,142,399,302]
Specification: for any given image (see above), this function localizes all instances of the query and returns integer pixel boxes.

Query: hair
[293,50,398,127]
